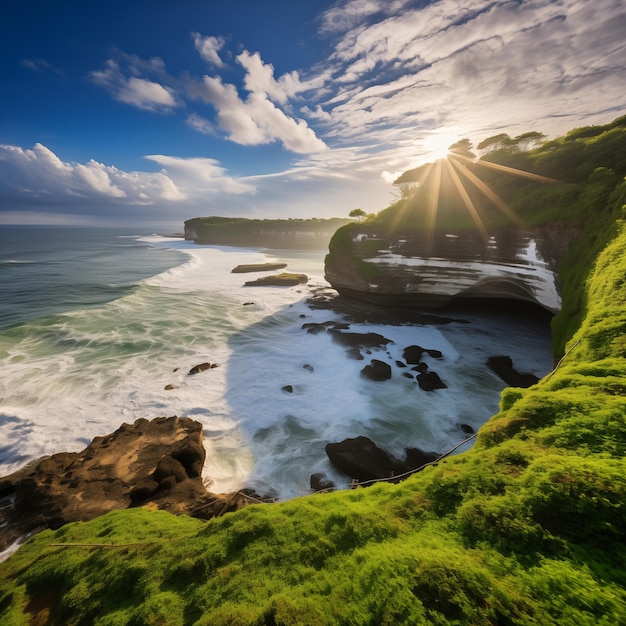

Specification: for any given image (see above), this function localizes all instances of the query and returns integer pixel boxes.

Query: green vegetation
[184,216,351,249]
[2,117,626,624]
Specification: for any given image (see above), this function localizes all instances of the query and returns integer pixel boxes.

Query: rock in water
[416,371,448,391]
[361,359,392,381]
[244,273,308,286]
[487,355,539,387]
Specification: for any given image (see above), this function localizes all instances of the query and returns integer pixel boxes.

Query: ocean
[0,226,554,500]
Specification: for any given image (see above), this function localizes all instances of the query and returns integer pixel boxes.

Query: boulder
[361,359,392,381]
[416,371,448,391]
[0,417,262,551]
[487,356,539,387]
[244,273,308,287]
[310,473,335,492]
[325,436,440,484]
[188,362,220,375]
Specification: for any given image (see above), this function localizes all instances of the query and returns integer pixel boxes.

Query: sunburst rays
[389,143,559,253]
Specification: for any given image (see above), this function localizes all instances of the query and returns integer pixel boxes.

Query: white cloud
[313,0,626,169]
[0,143,186,206]
[90,60,178,111]
[236,50,305,104]
[192,33,226,67]
[145,154,256,195]
[190,74,327,153]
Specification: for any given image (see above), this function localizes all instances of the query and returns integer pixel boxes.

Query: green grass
[2,216,626,623]
[3,120,626,625]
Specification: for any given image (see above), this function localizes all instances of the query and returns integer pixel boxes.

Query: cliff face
[325,224,572,314]
[185,216,351,249]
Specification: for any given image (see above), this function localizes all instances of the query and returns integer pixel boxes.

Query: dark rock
[346,348,364,360]
[403,345,444,364]
[403,345,425,364]
[361,359,392,381]
[325,436,403,482]
[417,371,448,391]
[231,262,288,273]
[310,473,335,492]
[243,301,255,306]
[395,360,407,368]
[303,364,314,372]
[402,372,415,380]
[188,363,211,375]
[487,356,539,388]
[282,385,294,393]
[164,384,176,390]
[325,436,441,484]
[404,448,440,469]
[330,331,393,350]
[244,273,308,287]
[412,363,429,373]
[458,423,475,434]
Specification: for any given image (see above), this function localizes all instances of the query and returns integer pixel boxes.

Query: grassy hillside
[2,120,626,625]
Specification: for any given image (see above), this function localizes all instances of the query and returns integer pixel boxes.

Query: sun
[422,128,463,161]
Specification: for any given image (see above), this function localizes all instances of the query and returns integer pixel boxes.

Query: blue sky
[1,0,625,229]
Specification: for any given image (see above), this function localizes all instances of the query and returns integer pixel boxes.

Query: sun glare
[423,129,462,161]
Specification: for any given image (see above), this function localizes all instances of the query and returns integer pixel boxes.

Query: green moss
[3,119,626,625]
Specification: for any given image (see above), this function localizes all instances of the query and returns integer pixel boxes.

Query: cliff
[325,115,626,357]
[1,117,626,625]
[185,216,351,249]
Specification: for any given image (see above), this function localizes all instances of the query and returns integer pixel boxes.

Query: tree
[349,208,367,222]
[448,138,476,159]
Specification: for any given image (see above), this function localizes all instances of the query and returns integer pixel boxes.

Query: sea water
[0,226,553,500]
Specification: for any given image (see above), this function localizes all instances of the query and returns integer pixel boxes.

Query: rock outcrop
[325,436,440,484]
[0,417,260,551]
[325,225,564,314]
[244,273,308,287]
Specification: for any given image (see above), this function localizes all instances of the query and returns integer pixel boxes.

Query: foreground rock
[244,273,308,287]
[325,436,440,484]
[0,416,261,551]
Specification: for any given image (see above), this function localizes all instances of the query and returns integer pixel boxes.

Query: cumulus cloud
[192,33,226,67]
[189,74,327,153]
[90,60,178,111]
[145,154,256,195]
[0,143,185,207]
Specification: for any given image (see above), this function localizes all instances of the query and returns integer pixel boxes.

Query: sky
[1,0,625,229]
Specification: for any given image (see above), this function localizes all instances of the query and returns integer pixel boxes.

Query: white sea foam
[0,235,553,501]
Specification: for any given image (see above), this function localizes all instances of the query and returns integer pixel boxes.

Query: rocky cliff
[324,223,573,314]
[185,216,351,249]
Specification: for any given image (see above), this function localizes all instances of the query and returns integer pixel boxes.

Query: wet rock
[403,345,444,364]
[458,423,475,434]
[244,273,308,287]
[487,356,539,388]
[310,473,335,492]
[303,364,314,372]
[361,359,392,381]
[188,362,220,375]
[282,385,294,393]
[330,331,392,350]
[416,371,448,391]
[325,436,440,484]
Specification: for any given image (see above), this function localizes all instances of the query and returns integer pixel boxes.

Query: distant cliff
[185,216,351,249]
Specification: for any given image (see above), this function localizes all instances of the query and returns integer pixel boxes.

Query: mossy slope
[2,120,626,624]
